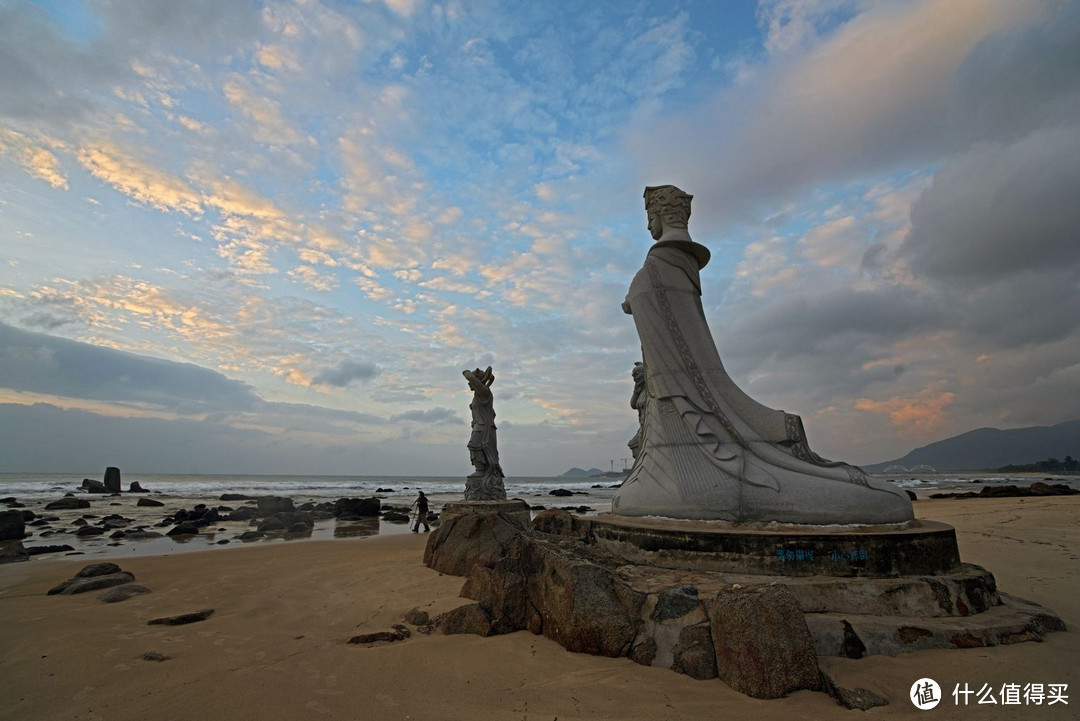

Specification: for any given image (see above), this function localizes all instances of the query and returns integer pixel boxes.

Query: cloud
[628,0,1055,224]
[76,143,203,215]
[0,321,259,414]
[389,407,464,425]
[312,359,381,387]
[0,128,68,189]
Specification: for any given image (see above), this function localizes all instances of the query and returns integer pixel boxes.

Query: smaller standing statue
[627,361,647,460]
[463,366,507,501]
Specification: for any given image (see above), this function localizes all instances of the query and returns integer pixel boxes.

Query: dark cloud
[903,126,1080,282]
[313,359,380,387]
[0,322,259,413]
[389,407,464,425]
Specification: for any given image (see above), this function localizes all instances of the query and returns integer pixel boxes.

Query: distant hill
[561,467,605,477]
[864,420,1080,472]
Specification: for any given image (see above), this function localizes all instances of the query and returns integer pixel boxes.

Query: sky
[1,0,1078,476]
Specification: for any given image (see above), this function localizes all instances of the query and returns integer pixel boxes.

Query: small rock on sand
[147,609,215,626]
[99,585,152,603]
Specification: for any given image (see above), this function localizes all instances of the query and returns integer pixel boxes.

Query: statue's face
[647,210,663,240]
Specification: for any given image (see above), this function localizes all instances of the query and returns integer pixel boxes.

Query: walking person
[411,491,430,533]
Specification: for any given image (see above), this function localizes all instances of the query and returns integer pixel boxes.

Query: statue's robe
[613,240,913,524]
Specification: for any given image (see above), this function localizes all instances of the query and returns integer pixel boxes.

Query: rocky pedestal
[424,510,1066,702]
[441,499,531,528]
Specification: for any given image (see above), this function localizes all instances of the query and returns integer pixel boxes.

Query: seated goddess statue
[611,185,913,525]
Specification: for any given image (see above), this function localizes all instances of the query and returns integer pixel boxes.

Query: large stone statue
[612,185,913,524]
[463,366,507,501]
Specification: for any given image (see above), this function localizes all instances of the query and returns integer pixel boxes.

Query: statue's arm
[622,297,632,314]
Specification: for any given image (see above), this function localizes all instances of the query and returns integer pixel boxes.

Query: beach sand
[1,496,1077,720]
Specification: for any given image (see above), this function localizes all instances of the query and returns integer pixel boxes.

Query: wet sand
[1,495,1077,720]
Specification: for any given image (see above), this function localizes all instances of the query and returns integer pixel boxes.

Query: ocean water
[0,472,620,509]
[4,471,1074,561]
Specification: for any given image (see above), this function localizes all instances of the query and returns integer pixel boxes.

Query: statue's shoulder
[648,240,711,270]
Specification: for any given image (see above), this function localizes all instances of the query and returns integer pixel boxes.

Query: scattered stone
[82,479,108,494]
[104,467,122,494]
[77,562,122,577]
[0,541,29,564]
[99,585,152,603]
[123,530,164,540]
[334,497,381,519]
[376,487,396,493]
[820,671,889,710]
[256,496,295,516]
[404,608,430,626]
[27,544,75,556]
[236,531,266,541]
[348,626,410,644]
[437,604,493,637]
[0,509,26,540]
[147,609,214,626]
[75,526,105,537]
[381,511,410,523]
[257,517,286,532]
[220,493,256,501]
[137,497,164,507]
[228,507,258,521]
[905,490,918,501]
[49,572,136,595]
[548,488,574,497]
[415,624,435,635]
[166,522,200,536]
[45,498,91,510]
[128,481,148,493]
[142,652,170,662]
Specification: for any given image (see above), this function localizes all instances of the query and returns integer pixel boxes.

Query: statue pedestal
[589,514,960,578]
[441,498,531,527]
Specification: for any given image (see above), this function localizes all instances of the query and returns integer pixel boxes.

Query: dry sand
[1,496,1077,720]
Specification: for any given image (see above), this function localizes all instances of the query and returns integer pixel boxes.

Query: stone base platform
[590,513,960,577]
[441,498,531,527]
[426,509,1067,702]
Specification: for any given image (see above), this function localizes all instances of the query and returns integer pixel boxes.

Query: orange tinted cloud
[854,381,955,434]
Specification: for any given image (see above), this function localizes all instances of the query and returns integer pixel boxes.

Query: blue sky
[2,0,1079,475]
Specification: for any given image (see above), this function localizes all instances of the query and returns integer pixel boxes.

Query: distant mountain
[561,467,605,477]
[864,420,1080,472]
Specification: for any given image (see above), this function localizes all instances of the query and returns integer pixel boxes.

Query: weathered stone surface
[236,531,266,541]
[137,497,164,507]
[122,530,163,540]
[45,497,91,510]
[438,604,493,637]
[0,540,29,564]
[228,507,258,521]
[82,479,108,493]
[166,522,200,536]
[76,562,122,577]
[334,497,380,519]
[128,481,147,493]
[99,584,152,603]
[142,652,170,662]
[518,535,644,657]
[104,467,122,493]
[381,511,410,523]
[256,496,294,516]
[257,517,285,532]
[220,493,256,501]
[820,671,889,710]
[708,585,821,698]
[27,544,75,555]
[404,608,430,626]
[672,623,717,680]
[147,609,214,625]
[0,509,25,541]
[75,526,105,536]
[530,508,593,539]
[423,512,525,577]
[49,572,136,595]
